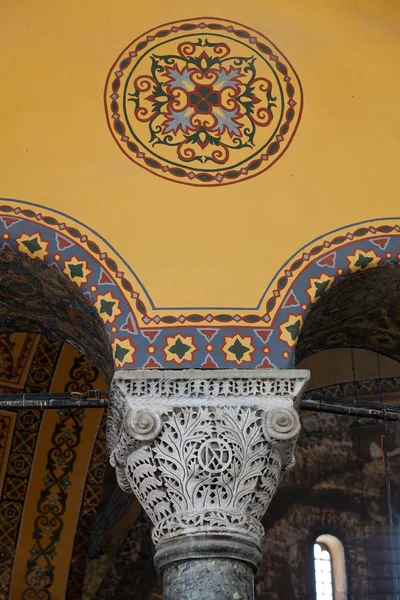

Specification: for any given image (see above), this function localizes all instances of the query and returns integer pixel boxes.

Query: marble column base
[155,534,261,600]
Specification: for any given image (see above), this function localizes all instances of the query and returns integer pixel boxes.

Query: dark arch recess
[0,251,113,382]
[295,267,400,365]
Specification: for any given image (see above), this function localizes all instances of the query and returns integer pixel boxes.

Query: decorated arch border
[0,200,399,369]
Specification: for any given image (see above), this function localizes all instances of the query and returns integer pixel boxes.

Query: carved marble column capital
[107,369,309,554]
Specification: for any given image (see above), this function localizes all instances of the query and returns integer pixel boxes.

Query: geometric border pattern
[1,199,399,369]
[0,409,42,599]
[0,412,16,498]
[21,407,86,599]
[65,410,107,600]
[0,333,64,599]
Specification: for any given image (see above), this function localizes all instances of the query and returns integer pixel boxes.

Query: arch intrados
[296,267,400,365]
[0,251,113,382]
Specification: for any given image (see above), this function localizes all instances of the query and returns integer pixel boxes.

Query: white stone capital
[107,369,309,550]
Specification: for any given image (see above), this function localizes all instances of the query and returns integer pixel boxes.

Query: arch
[0,251,113,381]
[295,267,400,365]
[0,199,141,371]
[314,534,347,600]
[1,201,399,370]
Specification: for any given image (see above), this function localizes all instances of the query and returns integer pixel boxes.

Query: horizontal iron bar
[0,391,108,409]
[301,397,400,422]
[0,398,109,409]
[0,393,399,420]
[0,390,104,400]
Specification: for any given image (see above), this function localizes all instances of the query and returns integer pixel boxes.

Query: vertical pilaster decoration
[107,369,309,600]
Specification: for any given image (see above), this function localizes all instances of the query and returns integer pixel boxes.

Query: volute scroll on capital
[107,369,309,548]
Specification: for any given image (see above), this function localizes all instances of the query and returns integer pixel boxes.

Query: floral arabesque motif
[107,18,302,185]
[23,409,85,600]
[128,38,277,167]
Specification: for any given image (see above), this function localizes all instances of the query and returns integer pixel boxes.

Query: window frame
[314,534,347,600]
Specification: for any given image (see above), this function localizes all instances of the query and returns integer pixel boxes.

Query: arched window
[314,542,333,599]
[314,535,347,600]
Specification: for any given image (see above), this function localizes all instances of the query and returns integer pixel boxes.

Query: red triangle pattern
[142,330,161,342]
[254,329,273,343]
[201,354,218,369]
[143,356,162,369]
[256,357,275,369]
[199,329,218,341]
[317,253,336,268]
[370,237,389,250]
[121,314,137,333]
[99,270,113,285]
[282,290,299,309]
[0,216,21,229]
[56,234,74,251]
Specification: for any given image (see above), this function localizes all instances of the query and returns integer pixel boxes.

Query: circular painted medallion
[105,18,303,186]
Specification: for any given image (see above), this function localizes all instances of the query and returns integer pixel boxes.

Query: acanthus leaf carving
[108,369,309,547]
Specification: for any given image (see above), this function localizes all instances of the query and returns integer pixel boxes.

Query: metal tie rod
[0,391,108,410]
[0,393,400,421]
[301,396,400,422]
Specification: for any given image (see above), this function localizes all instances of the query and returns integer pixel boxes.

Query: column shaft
[163,558,254,600]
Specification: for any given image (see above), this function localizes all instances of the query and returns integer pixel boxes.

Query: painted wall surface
[1,5,400,598]
[0,0,399,310]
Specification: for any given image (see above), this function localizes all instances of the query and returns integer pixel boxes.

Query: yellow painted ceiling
[1,0,399,307]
